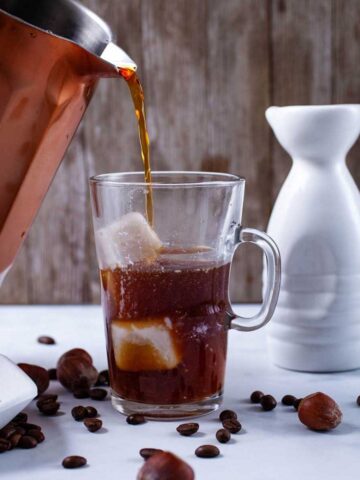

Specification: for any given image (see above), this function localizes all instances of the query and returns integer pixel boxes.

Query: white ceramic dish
[0,355,37,429]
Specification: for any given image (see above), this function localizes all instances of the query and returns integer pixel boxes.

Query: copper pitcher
[0,0,136,285]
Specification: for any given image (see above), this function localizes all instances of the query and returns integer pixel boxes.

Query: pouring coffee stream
[120,69,153,226]
[0,0,153,285]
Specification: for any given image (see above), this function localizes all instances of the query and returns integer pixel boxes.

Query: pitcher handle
[230,227,281,332]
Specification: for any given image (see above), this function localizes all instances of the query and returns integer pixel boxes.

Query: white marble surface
[0,305,358,479]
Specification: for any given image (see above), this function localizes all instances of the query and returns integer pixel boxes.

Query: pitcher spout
[100,42,137,73]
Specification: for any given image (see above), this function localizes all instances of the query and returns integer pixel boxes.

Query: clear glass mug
[90,172,281,419]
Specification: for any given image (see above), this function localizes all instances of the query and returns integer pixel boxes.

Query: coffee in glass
[90,172,281,419]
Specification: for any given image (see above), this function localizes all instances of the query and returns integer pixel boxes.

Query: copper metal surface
[0,11,119,277]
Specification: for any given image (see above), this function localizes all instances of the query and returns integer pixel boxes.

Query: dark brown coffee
[101,252,231,405]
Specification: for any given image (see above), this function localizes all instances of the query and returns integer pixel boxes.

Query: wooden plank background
[1,0,359,304]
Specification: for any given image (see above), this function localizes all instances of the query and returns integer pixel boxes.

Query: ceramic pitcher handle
[230,227,281,332]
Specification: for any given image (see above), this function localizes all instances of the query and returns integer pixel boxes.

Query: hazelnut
[57,348,93,365]
[298,392,342,431]
[57,349,98,392]
[137,451,194,480]
[18,363,49,395]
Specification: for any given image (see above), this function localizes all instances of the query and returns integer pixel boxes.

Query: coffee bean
[48,368,57,380]
[27,429,45,443]
[89,388,107,401]
[0,438,10,453]
[139,448,164,460]
[36,400,50,411]
[85,406,98,418]
[73,389,90,399]
[282,394,296,406]
[216,428,231,444]
[95,370,109,387]
[39,402,60,415]
[12,412,28,424]
[219,410,237,422]
[293,398,303,411]
[0,422,12,438]
[176,423,199,436]
[260,395,277,411]
[18,435,37,449]
[9,432,22,448]
[84,418,102,433]
[222,418,241,434]
[250,391,264,403]
[36,394,58,409]
[38,401,60,416]
[126,414,146,425]
[17,423,41,432]
[357,395,360,406]
[37,335,55,345]
[195,445,220,458]
[38,393,58,402]
[72,406,88,421]
[62,455,87,469]
[0,425,17,439]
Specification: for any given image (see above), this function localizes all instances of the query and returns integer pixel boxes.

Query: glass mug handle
[230,227,281,332]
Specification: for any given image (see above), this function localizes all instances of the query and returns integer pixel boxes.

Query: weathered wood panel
[206,0,271,301]
[271,0,332,199]
[142,0,209,172]
[1,0,359,304]
[332,0,360,181]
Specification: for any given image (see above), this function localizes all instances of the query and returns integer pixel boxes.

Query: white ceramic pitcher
[266,104,360,372]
